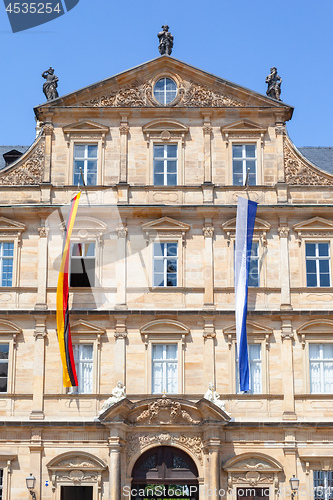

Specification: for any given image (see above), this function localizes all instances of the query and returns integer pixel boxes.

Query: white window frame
[305,241,331,288]
[0,457,16,500]
[69,343,94,395]
[0,218,25,289]
[0,243,14,287]
[235,342,262,394]
[73,143,98,186]
[153,143,178,186]
[232,143,258,186]
[151,343,178,394]
[69,241,96,288]
[226,138,263,185]
[153,241,178,288]
[153,77,178,105]
[313,470,333,500]
[309,343,333,394]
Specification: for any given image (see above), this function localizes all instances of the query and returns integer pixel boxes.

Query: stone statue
[265,67,282,101]
[98,381,126,415]
[42,67,59,101]
[157,25,174,56]
[204,382,226,411]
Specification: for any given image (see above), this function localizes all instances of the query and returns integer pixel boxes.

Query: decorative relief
[135,399,200,425]
[56,470,98,483]
[126,433,203,464]
[38,227,49,238]
[235,458,272,470]
[57,458,96,468]
[278,226,289,238]
[284,138,333,185]
[0,142,45,186]
[231,472,274,485]
[80,80,245,108]
[202,226,214,238]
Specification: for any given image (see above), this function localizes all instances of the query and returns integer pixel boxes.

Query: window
[73,144,98,186]
[153,242,177,287]
[0,345,8,393]
[153,78,178,105]
[152,344,178,394]
[314,470,333,500]
[70,242,95,287]
[153,144,178,186]
[248,241,259,287]
[232,144,257,186]
[71,344,93,394]
[236,343,262,394]
[309,343,333,394]
[306,242,330,287]
[0,242,14,286]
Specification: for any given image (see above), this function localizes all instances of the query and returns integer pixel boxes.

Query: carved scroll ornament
[135,398,200,424]
[0,141,45,186]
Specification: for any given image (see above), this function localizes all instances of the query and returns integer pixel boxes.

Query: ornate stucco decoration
[80,79,246,108]
[284,136,333,185]
[126,433,204,465]
[135,398,200,425]
[47,452,107,494]
[0,139,45,186]
[223,453,283,494]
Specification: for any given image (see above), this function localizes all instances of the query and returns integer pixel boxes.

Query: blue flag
[235,196,258,392]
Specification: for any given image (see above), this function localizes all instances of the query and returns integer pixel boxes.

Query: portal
[61,485,93,500]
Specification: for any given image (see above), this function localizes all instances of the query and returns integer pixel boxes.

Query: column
[281,317,297,420]
[30,315,47,420]
[205,437,221,499]
[116,223,127,309]
[202,316,216,390]
[108,437,122,500]
[42,121,53,184]
[114,316,127,385]
[203,221,215,309]
[118,117,130,204]
[278,220,292,310]
[35,224,49,310]
[29,428,43,500]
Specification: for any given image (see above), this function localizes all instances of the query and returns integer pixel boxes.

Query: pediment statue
[98,381,126,415]
[204,382,227,412]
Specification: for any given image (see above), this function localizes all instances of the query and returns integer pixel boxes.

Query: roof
[0,146,29,170]
[298,147,333,175]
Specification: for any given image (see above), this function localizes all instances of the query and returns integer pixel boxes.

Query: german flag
[56,192,81,387]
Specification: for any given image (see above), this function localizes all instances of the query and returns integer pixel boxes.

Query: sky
[0,0,332,147]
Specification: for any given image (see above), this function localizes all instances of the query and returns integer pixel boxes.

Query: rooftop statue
[98,381,126,415]
[42,67,59,101]
[157,25,174,56]
[265,67,282,101]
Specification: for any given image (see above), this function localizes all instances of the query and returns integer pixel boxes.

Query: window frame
[0,243,14,287]
[0,217,25,289]
[153,143,178,186]
[149,139,183,185]
[226,138,263,185]
[69,241,97,288]
[151,343,179,394]
[153,241,178,288]
[305,241,331,288]
[232,143,258,187]
[0,320,20,395]
[73,143,99,187]
[235,342,263,394]
[70,343,94,395]
[153,77,178,106]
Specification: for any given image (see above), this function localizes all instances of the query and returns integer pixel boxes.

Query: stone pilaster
[42,121,53,184]
[119,118,129,184]
[204,437,221,499]
[116,224,127,309]
[203,115,212,184]
[29,428,43,500]
[278,220,292,310]
[203,316,216,390]
[108,437,122,500]
[281,318,297,420]
[30,316,47,420]
[35,224,49,311]
[114,316,127,385]
[203,220,215,309]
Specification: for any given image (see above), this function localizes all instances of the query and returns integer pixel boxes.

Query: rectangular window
[309,344,333,394]
[248,241,259,287]
[0,242,14,287]
[0,345,9,393]
[152,344,178,394]
[314,470,333,500]
[306,242,330,287]
[236,344,262,394]
[232,144,257,186]
[153,144,178,186]
[73,144,98,186]
[153,242,177,287]
[71,344,93,394]
[70,242,95,287]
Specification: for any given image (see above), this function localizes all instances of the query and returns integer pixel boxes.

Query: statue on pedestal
[265,67,282,101]
[204,382,226,411]
[157,25,174,56]
[42,67,59,101]
[98,381,126,415]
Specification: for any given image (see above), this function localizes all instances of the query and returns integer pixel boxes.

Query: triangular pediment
[222,217,271,233]
[34,56,293,121]
[71,320,105,336]
[142,217,190,233]
[293,217,333,233]
[0,217,26,233]
[223,320,273,338]
[62,120,109,134]
[221,119,267,135]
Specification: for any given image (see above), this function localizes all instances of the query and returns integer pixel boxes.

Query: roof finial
[265,67,282,101]
[157,25,174,56]
[41,67,59,101]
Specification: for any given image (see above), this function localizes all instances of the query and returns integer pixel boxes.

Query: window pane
[319,260,330,273]
[233,145,242,158]
[153,260,164,273]
[85,243,95,257]
[245,144,256,157]
[3,243,14,257]
[0,345,9,359]
[233,160,243,173]
[167,259,177,273]
[167,174,177,185]
[154,145,164,158]
[74,144,85,157]
[154,160,164,173]
[153,274,164,287]
[0,378,7,392]
[152,362,163,393]
[309,344,320,359]
[81,344,93,360]
[154,173,164,186]
[167,161,177,173]
[248,173,256,186]
[320,273,330,287]
[166,362,178,393]
[87,145,98,158]
[167,243,177,256]
[154,243,164,256]
[167,145,177,157]
[233,173,243,186]
[166,344,177,360]
[323,344,333,359]
[318,243,329,257]
[0,365,8,377]
[166,274,177,286]
[306,260,316,274]
[152,344,164,360]
[2,259,13,286]
[306,243,316,256]
[247,160,256,173]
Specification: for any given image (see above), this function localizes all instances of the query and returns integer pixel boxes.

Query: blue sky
[0,0,331,147]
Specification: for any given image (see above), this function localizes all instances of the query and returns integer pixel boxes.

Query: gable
[0,217,26,233]
[293,217,333,233]
[34,56,293,120]
[142,216,190,233]
[62,120,109,135]
[221,119,267,135]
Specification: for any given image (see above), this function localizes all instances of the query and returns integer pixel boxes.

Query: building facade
[0,55,333,500]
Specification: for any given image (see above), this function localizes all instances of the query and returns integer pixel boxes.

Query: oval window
[153,77,177,105]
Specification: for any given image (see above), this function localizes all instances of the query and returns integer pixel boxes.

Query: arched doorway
[131,446,199,500]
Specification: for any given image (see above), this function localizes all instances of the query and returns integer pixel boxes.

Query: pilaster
[281,317,297,420]
[115,223,127,309]
[35,223,49,311]
[114,316,127,385]
[30,315,47,420]
[202,316,216,389]
[108,437,122,500]
[203,220,215,309]
[29,428,43,500]
[42,121,53,184]
[278,219,292,310]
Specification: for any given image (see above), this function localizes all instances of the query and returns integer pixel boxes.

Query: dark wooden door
[61,486,93,500]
